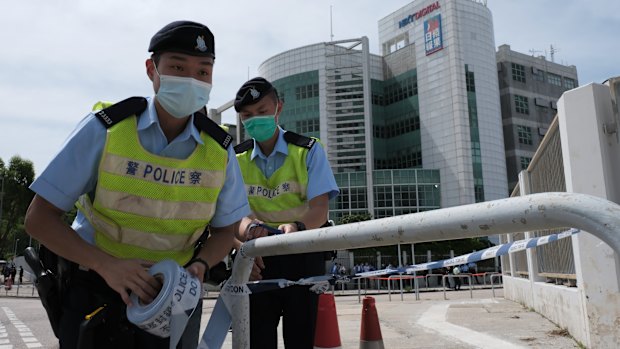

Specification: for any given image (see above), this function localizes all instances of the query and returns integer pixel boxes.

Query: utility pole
[550,44,559,63]
[330,5,334,41]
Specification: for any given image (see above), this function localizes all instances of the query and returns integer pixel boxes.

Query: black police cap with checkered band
[148,20,215,58]
[234,77,279,112]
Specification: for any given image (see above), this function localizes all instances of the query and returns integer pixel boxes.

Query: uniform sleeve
[209,146,251,228]
[306,142,339,201]
[29,114,106,211]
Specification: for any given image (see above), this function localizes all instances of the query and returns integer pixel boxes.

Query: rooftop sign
[398,1,441,28]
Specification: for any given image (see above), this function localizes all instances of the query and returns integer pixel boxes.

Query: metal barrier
[425,273,444,289]
[221,192,620,349]
[442,275,473,300]
[490,273,503,298]
[386,274,423,301]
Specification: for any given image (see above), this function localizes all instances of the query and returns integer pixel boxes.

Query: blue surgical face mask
[154,64,212,119]
[242,105,279,142]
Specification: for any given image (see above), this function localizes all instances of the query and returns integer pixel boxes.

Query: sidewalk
[4,283,581,348]
[201,288,581,349]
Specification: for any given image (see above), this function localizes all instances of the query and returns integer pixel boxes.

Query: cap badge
[195,35,208,52]
[249,87,260,100]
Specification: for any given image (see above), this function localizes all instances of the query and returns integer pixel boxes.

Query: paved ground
[200,287,581,349]
[3,283,581,348]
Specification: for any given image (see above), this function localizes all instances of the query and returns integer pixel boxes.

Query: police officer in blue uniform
[24,21,251,349]
[233,77,339,348]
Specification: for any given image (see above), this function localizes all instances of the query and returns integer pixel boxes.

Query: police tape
[197,274,341,348]
[355,228,581,278]
[126,260,201,349]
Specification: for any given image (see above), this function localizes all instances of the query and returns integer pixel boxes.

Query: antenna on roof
[529,49,542,57]
[330,5,334,41]
[550,44,559,63]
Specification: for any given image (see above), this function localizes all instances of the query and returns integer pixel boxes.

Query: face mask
[242,106,278,142]
[154,64,212,119]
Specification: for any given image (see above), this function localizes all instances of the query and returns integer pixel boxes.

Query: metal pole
[241,193,620,258]
[13,238,19,259]
[228,192,620,349]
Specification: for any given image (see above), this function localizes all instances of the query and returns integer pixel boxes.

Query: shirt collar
[250,126,288,160]
[137,97,204,145]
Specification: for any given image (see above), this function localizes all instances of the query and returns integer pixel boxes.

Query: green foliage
[0,156,36,258]
[338,212,372,225]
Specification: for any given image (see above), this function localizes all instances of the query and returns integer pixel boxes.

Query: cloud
[1,0,618,176]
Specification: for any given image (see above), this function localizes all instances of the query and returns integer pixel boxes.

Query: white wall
[503,81,620,348]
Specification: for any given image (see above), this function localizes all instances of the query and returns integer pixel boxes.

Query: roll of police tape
[126,259,201,349]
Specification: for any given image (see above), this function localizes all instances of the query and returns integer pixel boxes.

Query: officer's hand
[278,223,298,234]
[249,256,265,281]
[99,258,161,306]
[246,221,269,240]
[186,261,207,283]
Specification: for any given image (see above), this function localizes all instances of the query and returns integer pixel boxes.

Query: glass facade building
[254,0,508,221]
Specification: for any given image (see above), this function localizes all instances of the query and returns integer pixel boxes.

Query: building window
[514,95,529,115]
[350,187,367,209]
[295,84,319,99]
[517,125,533,145]
[520,156,532,170]
[466,71,476,92]
[296,118,320,134]
[474,184,485,202]
[383,76,417,106]
[511,63,526,83]
[532,68,545,82]
[564,77,576,89]
[548,73,562,86]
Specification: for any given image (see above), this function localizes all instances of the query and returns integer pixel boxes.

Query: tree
[0,156,35,258]
[338,212,372,225]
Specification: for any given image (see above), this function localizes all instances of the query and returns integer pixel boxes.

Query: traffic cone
[314,293,342,349]
[359,296,384,349]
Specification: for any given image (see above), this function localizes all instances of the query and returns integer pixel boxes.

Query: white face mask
[154,64,212,119]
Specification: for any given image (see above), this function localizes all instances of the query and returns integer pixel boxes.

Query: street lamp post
[13,238,19,260]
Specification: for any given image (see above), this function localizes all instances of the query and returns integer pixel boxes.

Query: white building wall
[557,82,620,348]
[454,1,506,201]
[378,0,506,207]
[504,81,620,348]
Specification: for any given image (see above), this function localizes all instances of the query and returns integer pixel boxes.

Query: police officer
[24,21,251,349]
[233,77,339,348]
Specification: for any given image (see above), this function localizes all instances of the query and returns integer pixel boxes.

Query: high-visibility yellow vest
[77,101,228,265]
[236,139,313,227]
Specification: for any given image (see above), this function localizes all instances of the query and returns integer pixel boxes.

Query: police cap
[148,20,215,58]
[234,77,278,112]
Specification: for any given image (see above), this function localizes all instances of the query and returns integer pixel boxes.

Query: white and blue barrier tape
[126,260,202,349]
[355,228,581,277]
[195,227,581,347]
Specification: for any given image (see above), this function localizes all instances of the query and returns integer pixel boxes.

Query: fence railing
[510,116,576,281]
[221,192,620,349]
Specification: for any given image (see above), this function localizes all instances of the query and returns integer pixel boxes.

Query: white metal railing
[222,192,620,349]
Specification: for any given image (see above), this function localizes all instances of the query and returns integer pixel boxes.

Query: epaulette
[193,112,234,150]
[234,139,254,154]
[94,97,148,128]
[283,131,316,149]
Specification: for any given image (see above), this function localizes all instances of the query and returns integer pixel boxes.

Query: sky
[1,0,619,176]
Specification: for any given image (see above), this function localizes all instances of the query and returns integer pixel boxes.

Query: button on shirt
[30,97,250,244]
[249,127,339,201]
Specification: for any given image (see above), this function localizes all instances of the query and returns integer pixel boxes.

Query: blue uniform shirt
[30,97,251,244]
[249,127,339,201]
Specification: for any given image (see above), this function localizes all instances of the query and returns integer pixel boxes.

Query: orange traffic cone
[314,293,342,349]
[360,296,384,349]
